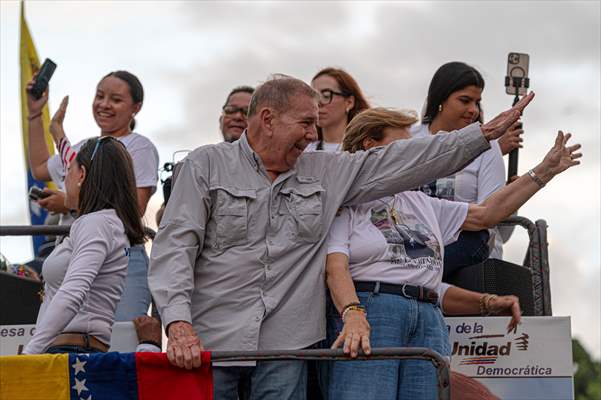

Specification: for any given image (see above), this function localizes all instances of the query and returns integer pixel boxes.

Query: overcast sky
[1,1,599,357]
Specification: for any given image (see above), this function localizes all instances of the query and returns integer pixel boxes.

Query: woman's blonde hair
[342,107,419,153]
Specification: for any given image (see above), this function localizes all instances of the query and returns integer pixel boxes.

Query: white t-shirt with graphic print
[47,132,159,193]
[410,123,510,259]
[327,191,468,306]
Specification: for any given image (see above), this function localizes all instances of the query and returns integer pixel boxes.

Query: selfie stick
[505,74,529,182]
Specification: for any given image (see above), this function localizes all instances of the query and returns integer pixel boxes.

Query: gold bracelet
[342,305,366,323]
[479,294,489,316]
[480,294,498,316]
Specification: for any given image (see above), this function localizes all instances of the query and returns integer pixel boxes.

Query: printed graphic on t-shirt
[418,176,456,201]
[370,205,442,272]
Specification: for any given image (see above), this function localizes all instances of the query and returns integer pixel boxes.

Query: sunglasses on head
[90,136,113,161]
[90,136,126,162]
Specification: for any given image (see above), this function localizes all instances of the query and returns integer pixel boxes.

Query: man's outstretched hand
[482,92,535,141]
[166,321,204,369]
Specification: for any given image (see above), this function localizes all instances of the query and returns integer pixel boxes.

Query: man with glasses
[219,85,254,143]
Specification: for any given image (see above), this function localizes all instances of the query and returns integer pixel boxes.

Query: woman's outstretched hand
[540,131,582,177]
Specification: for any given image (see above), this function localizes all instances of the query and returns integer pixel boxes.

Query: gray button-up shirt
[149,123,489,352]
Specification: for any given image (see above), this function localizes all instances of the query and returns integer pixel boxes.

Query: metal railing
[0,225,156,240]
[211,348,451,400]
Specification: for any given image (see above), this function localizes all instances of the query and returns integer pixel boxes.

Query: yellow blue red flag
[0,352,214,400]
[19,1,56,256]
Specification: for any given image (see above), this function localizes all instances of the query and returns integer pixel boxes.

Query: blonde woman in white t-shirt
[324,107,581,400]
[23,137,146,354]
[25,71,159,321]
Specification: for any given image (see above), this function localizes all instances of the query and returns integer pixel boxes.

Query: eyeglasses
[222,105,249,117]
[318,89,349,105]
[90,136,113,161]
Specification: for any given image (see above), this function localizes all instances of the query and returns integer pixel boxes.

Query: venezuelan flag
[19,1,57,256]
[0,352,213,400]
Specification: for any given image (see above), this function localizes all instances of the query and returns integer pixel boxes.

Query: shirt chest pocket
[212,186,257,248]
[280,184,324,243]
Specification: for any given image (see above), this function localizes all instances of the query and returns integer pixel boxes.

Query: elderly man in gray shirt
[149,75,533,399]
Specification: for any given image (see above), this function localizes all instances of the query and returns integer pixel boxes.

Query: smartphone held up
[27,58,57,99]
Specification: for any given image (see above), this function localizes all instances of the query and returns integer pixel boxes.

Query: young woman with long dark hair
[412,62,521,277]
[23,137,146,354]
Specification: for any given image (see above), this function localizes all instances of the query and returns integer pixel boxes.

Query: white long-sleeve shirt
[23,209,130,354]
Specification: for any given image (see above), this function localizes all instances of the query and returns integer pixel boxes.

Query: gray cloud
[153,1,599,151]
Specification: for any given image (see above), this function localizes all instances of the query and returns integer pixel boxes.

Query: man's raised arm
[335,93,535,206]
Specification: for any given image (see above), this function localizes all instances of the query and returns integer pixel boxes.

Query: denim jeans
[114,245,152,321]
[327,291,451,400]
[46,345,104,354]
[443,230,490,280]
[213,360,307,400]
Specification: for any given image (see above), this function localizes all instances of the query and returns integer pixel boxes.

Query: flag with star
[0,352,213,400]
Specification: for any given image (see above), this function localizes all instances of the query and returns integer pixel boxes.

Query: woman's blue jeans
[327,291,451,400]
[46,345,104,354]
[114,245,151,321]
[443,230,490,280]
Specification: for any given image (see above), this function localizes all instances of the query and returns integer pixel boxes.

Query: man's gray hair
[248,74,319,118]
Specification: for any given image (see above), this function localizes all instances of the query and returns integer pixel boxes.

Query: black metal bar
[507,82,522,183]
[0,225,70,236]
[535,219,552,316]
[0,225,156,240]
[497,215,536,240]
[210,348,451,400]
[497,215,550,316]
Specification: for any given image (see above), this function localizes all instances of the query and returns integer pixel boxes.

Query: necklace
[378,196,400,225]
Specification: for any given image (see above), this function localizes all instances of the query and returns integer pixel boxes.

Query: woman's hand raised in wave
[49,96,69,145]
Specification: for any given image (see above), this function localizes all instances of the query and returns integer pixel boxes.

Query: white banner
[2,317,574,399]
[0,325,36,355]
[445,316,574,400]
[0,322,139,355]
